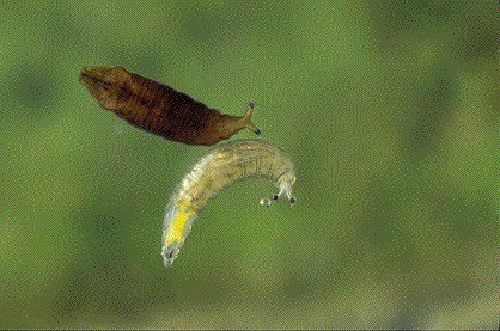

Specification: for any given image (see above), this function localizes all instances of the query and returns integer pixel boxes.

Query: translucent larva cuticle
[161,140,296,267]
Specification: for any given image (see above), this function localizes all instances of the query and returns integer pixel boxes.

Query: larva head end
[259,197,272,208]
[259,194,283,208]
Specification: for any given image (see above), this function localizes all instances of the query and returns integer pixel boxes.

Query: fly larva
[79,66,260,146]
[161,140,296,267]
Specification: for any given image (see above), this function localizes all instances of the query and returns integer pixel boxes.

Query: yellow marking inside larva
[164,199,193,246]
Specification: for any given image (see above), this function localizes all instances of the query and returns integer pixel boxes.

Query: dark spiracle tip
[255,128,261,135]
[248,101,255,109]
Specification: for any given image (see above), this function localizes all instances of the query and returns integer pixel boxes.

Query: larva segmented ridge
[161,139,296,267]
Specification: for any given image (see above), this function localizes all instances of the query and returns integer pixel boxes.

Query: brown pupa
[79,66,260,146]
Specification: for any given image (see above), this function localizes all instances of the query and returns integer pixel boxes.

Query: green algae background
[0,1,497,329]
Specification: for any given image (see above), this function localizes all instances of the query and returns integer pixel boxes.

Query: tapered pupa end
[242,101,261,134]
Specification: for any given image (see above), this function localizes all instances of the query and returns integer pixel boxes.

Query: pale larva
[161,140,296,267]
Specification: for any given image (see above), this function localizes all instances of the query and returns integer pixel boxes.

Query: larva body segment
[161,140,296,267]
[79,66,260,146]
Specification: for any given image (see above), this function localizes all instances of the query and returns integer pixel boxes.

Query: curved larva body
[79,66,260,146]
[161,140,296,267]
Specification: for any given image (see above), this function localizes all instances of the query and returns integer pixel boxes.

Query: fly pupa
[79,66,260,146]
[161,139,296,267]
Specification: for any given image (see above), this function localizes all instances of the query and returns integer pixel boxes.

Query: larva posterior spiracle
[161,140,296,267]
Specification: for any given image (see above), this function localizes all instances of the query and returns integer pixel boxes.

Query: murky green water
[0,1,497,329]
